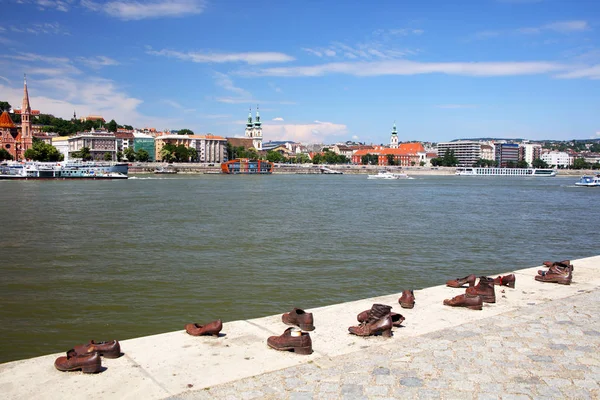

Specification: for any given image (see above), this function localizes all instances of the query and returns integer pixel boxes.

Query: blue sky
[1,0,599,144]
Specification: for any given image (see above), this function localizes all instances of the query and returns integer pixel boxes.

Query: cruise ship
[0,161,129,180]
[455,167,557,177]
[221,159,273,174]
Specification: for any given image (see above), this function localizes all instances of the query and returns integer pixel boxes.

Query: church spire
[254,105,261,126]
[22,74,31,114]
[246,107,253,127]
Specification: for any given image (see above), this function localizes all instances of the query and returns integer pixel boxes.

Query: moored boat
[368,170,412,180]
[154,166,177,174]
[319,166,343,174]
[574,174,600,187]
[455,167,557,177]
[0,161,128,180]
[221,158,273,174]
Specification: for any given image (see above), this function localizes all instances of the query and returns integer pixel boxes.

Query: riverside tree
[23,139,64,162]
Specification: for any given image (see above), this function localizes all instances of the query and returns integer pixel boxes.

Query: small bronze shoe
[443,294,483,310]
[185,319,223,336]
[267,327,313,354]
[74,340,121,358]
[357,310,404,327]
[282,308,315,331]
[54,350,102,373]
[535,266,572,285]
[465,277,496,303]
[399,290,415,309]
[349,314,393,337]
[446,274,476,288]
[493,274,516,288]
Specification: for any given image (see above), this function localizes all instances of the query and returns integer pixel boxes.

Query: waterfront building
[437,141,482,166]
[79,115,105,123]
[52,136,70,161]
[244,108,263,151]
[352,143,425,166]
[330,144,354,159]
[520,143,542,166]
[541,150,571,168]
[115,131,135,157]
[481,144,495,162]
[495,143,520,167]
[154,134,191,161]
[133,131,155,161]
[389,123,398,149]
[68,129,118,160]
[0,77,33,160]
[190,134,227,163]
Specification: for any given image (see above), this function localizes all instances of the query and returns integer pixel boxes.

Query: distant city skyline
[1,0,599,144]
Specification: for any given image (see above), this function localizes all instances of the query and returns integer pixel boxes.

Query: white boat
[0,161,128,180]
[367,170,412,180]
[574,174,600,187]
[455,167,557,177]
[319,166,343,174]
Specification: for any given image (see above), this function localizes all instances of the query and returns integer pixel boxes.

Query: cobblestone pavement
[173,289,600,400]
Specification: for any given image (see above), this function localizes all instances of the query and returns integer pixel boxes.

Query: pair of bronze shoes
[267,308,314,355]
[185,319,223,336]
[535,260,573,285]
[444,276,499,310]
[348,304,402,338]
[446,274,516,289]
[54,340,121,374]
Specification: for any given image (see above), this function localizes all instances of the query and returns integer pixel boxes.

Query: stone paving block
[364,385,390,396]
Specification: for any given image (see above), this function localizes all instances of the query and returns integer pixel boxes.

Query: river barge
[221,159,273,174]
[0,161,129,180]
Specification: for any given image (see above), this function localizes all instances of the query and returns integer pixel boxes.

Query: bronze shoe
[357,309,404,327]
[282,308,315,331]
[54,350,102,373]
[185,319,223,336]
[443,294,483,310]
[399,290,415,309]
[267,327,313,354]
[446,274,476,288]
[535,266,572,285]
[349,314,393,337]
[465,276,496,303]
[73,340,121,359]
[493,274,516,288]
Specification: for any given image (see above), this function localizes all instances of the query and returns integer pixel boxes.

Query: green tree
[122,125,133,130]
[116,151,123,161]
[419,161,425,167]
[178,129,194,135]
[292,153,311,164]
[136,149,150,162]
[23,139,64,161]
[441,149,459,167]
[266,150,286,163]
[506,161,516,168]
[124,147,136,161]
[160,145,174,162]
[188,147,198,162]
[174,144,189,162]
[516,160,529,168]
[386,154,395,166]
[103,152,113,161]
[105,119,118,133]
[572,158,589,170]
[78,146,92,161]
[361,153,379,165]
[431,157,442,167]
[0,101,11,112]
[0,148,13,161]
[532,158,549,168]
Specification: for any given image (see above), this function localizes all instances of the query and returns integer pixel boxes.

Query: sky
[1,0,599,144]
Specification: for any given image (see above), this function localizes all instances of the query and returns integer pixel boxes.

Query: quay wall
[1,255,599,400]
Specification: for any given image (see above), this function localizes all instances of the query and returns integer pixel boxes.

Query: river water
[0,174,597,363]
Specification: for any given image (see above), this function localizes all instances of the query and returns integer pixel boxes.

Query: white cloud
[24,22,69,35]
[262,121,348,144]
[476,20,589,39]
[2,52,82,75]
[35,0,72,12]
[0,75,10,84]
[77,55,120,69]
[555,65,600,79]
[147,48,294,64]
[81,0,205,20]
[242,59,568,78]
[0,27,5,32]
[272,117,284,121]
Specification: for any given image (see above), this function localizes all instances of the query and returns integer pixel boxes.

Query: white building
[244,108,263,151]
[51,136,70,161]
[190,134,227,163]
[437,141,482,166]
[521,143,542,166]
[389,123,398,149]
[541,151,571,168]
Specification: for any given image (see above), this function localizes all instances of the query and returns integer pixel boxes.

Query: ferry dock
[1,255,599,399]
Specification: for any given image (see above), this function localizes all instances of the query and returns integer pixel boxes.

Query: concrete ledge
[2,255,599,400]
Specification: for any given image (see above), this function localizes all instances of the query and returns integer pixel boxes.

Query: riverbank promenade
[2,256,599,399]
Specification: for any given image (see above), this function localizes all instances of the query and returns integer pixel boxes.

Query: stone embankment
[1,255,599,399]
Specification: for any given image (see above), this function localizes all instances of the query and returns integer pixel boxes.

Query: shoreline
[1,255,599,399]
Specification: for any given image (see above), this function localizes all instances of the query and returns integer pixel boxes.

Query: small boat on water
[319,166,343,174]
[221,158,273,174]
[455,167,557,177]
[0,161,128,180]
[575,174,600,187]
[154,166,177,174]
[368,170,412,180]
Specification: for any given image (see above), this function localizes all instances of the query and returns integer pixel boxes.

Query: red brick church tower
[19,75,33,159]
